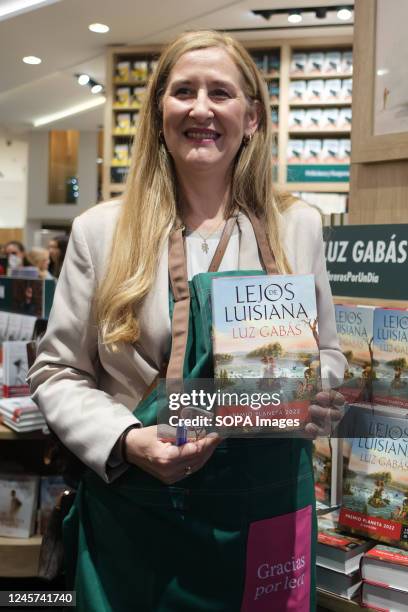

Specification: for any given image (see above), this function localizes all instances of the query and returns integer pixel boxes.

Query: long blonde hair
[97,30,296,348]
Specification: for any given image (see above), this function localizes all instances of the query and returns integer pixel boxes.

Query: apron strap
[246,209,279,275]
[167,215,237,380]
[208,214,238,273]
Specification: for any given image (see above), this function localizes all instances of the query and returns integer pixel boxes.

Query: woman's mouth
[184,129,221,142]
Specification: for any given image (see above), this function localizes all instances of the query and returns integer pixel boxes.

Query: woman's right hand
[125,425,220,484]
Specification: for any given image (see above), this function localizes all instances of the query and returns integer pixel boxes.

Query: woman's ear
[245,99,261,137]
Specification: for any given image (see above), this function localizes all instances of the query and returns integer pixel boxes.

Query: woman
[29,31,346,611]
[27,247,53,280]
[48,234,69,278]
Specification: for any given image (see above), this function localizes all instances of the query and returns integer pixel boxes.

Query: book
[341,78,353,101]
[211,274,320,432]
[335,304,375,404]
[289,80,307,102]
[338,107,352,130]
[306,79,324,103]
[372,308,408,410]
[303,139,322,163]
[340,411,408,549]
[323,79,342,102]
[0,473,39,538]
[316,566,361,600]
[290,52,307,75]
[361,581,408,611]
[131,61,148,82]
[287,140,304,163]
[268,80,279,103]
[338,139,351,164]
[38,476,67,534]
[0,397,47,432]
[341,51,353,74]
[361,544,408,592]
[289,109,306,129]
[0,277,55,319]
[317,519,373,574]
[323,51,342,75]
[321,108,340,130]
[313,438,334,507]
[305,52,324,75]
[115,60,130,82]
[305,108,323,130]
[2,341,30,397]
[320,139,340,163]
[115,87,131,107]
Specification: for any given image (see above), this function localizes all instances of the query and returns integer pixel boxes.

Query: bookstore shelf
[103,36,353,199]
[290,72,352,81]
[317,589,374,611]
[285,182,350,193]
[0,423,46,441]
[289,100,351,108]
[0,535,42,577]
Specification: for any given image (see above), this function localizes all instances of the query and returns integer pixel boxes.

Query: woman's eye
[175,87,193,97]
[211,89,231,99]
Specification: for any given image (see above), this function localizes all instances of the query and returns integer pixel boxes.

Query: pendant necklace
[193,219,226,254]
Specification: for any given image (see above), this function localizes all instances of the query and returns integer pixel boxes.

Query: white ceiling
[0,0,353,133]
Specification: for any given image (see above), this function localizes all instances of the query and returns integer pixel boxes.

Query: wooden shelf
[317,588,373,611]
[285,182,350,193]
[289,100,351,108]
[290,72,353,80]
[0,423,47,441]
[289,128,351,135]
[109,183,126,192]
[113,80,148,87]
[261,72,280,80]
[0,534,42,577]
[112,106,141,112]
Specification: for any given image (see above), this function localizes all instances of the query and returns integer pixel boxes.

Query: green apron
[64,218,317,612]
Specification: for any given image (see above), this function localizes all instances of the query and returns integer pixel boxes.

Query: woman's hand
[305,390,345,438]
[125,425,221,484]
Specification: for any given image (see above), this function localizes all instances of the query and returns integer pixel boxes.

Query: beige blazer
[28,200,346,482]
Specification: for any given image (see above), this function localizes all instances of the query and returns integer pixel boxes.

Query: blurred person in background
[48,234,69,278]
[27,247,53,280]
[4,240,30,267]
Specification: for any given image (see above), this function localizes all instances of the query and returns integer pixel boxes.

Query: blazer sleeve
[27,216,141,482]
[283,203,347,388]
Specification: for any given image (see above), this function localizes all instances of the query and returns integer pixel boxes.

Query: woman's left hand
[305,390,345,438]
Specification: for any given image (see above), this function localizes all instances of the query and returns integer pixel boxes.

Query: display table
[317,588,374,611]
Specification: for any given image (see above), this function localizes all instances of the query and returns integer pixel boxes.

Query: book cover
[0,473,39,538]
[323,79,342,102]
[289,80,307,101]
[289,109,306,129]
[321,108,340,130]
[303,139,322,163]
[372,308,408,410]
[341,51,353,74]
[211,274,320,430]
[290,53,307,75]
[2,341,30,397]
[340,413,408,549]
[313,437,333,506]
[305,52,324,75]
[38,476,67,534]
[320,139,340,164]
[306,79,324,103]
[0,396,40,419]
[323,51,342,75]
[287,140,304,163]
[335,304,375,404]
[341,78,353,101]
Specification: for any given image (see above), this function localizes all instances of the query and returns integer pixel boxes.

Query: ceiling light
[88,22,109,33]
[288,10,302,23]
[77,74,90,85]
[23,55,42,65]
[337,7,352,20]
[91,84,103,94]
[0,0,61,22]
[33,97,106,128]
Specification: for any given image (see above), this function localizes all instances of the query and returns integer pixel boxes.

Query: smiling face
[162,47,258,177]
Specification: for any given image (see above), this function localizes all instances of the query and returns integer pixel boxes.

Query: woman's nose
[189,91,214,120]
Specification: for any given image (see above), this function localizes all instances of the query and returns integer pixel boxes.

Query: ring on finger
[184,465,193,476]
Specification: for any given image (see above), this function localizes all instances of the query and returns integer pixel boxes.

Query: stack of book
[0,397,47,433]
[361,545,408,610]
[316,509,374,600]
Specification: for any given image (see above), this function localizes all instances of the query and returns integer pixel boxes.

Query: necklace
[190,219,226,254]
